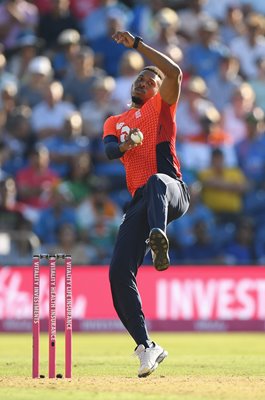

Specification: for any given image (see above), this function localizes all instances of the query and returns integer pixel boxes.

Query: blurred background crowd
[0,0,265,266]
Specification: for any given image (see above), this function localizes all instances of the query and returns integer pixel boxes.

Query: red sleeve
[150,92,177,117]
[103,116,118,139]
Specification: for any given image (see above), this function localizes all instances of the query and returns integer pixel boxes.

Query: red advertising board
[0,265,265,332]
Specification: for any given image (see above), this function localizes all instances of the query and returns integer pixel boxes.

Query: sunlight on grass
[0,333,265,400]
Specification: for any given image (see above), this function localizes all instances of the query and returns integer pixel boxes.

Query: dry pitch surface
[0,332,265,400]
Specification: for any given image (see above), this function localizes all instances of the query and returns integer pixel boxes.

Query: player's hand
[112,31,135,48]
[119,129,143,153]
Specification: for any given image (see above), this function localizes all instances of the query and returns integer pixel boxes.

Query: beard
[131,95,144,106]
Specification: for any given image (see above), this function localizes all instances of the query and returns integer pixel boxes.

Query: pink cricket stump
[48,256,57,378]
[32,255,40,378]
[64,255,72,378]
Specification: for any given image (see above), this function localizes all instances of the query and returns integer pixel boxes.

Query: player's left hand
[112,31,135,48]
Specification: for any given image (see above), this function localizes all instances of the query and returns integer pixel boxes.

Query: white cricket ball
[130,131,143,144]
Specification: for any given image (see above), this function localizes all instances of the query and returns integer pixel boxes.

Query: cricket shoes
[149,228,170,271]
[134,342,168,378]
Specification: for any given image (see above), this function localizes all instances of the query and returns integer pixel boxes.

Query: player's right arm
[113,31,182,105]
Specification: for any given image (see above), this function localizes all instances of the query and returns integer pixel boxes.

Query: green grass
[0,332,265,399]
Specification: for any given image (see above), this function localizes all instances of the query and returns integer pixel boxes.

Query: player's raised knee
[146,174,166,190]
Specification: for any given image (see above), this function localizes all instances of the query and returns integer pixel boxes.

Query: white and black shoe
[134,342,168,378]
[149,228,170,271]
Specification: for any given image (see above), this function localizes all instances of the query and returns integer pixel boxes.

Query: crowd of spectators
[0,0,265,266]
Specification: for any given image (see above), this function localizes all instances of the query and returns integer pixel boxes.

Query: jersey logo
[135,110,141,119]
[116,122,125,130]
[120,125,131,142]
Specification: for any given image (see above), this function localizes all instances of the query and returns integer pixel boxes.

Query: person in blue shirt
[224,218,256,264]
[236,107,265,190]
[89,10,129,77]
[82,0,132,42]
[42,111,89,178]
[185,17,228,82]
[33,185,77,244]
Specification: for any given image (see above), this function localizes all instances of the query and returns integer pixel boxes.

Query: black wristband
[133,36,143,49]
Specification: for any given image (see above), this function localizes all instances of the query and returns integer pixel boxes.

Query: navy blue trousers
[109,173,190,345]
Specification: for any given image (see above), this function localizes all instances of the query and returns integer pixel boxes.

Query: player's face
[131,70,161,105]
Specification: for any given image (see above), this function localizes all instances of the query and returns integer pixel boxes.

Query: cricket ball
[130,130,143,144]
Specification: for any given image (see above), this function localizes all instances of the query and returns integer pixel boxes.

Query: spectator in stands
[0,176,27,230]
[0,82,18,123]
[18,55,53,108]
[224,217,256,264]
[180,102,237,171]
[176,76,212,140]
[34,0,53,15]
[207,53,242,112]
[202,0,241,22]
[2,106,35,175]
[0,141,10,181]
[182,220,222,264]
[80,76,119,140]
[42,222,92,264]
[229,13,265,79]
[185,16,228,82]
[130,0,164,42]
[42,110,89,178]
[149,7,186,58]
[63,46,105,107]
[221,82,256,144]
[16,145,60,211]
[236,107,265,190]
[236,108,265,228]
[76,182,122,236]
[79,73,123,188]
[90,9,129,77]
[82,0,132,42]
[1,83,18,109]
[61,152,98,205]
[70,0,100,21]
[0,0,39,52]
[111,50,145,111]
[241,0,265,15]
[33,184,77,244]
[0,176,38,264]
[178,0,209,41]
[8,33,43,83]
[30,80,75,140]
[248,57,265,112]
[255,226,265,265]
[87,215,119,264]
[37,0,80,49]
[0,53,18,94]
[52,28,81,80]
[167,181,216,260]
[219,4,245,46]
[198,148,248,224]
[0,227,39,265]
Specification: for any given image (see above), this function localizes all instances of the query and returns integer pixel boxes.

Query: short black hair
[142,66,164,80]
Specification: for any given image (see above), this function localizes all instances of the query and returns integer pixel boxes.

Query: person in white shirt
[111,50,144,110]
[31,80,75,140]
[230,13,265,79]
